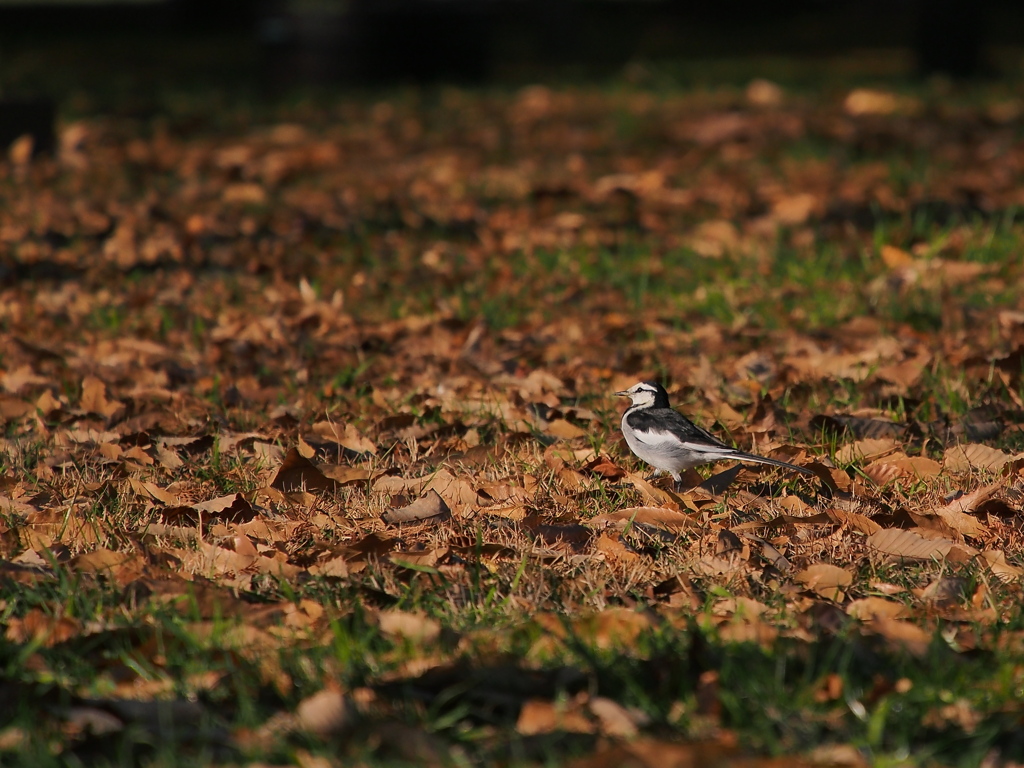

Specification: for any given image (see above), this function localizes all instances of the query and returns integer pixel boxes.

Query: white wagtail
[616,381,812,485]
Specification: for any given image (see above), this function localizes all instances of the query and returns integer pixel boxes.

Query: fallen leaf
[311,421,377,456]
[516,698,593,735]
[868,617,932,657]
[835,438,901,465]
[796,564,853,601]
[377,610,442,643]
[270,448,338,492]
[924,486,995,539]
[295,688,350,737]
[545,418,586,440]
[588,697,643,738]
[594,533,642,566]
[846,597,909,622]
[944,444,1012,473]
[588,506,700,533]
[383,489,451,524]
[79,376,123,420]
[866,528,955,561]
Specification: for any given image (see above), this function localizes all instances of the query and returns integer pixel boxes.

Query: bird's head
[615,381,668,408]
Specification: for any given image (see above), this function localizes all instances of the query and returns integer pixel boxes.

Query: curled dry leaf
[582,454,627,480]
[383,489,451,524]
[925,485,996,539]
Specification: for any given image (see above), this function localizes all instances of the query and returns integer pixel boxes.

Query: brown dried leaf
[796,564,853,601]
[944,444,1012,473]
[826,508,882,535]
[295,688,350,737]
[6,608,79,646]
[835,438,901,465]
[626,473,682,509]
[270,448,338,492]
[862,462,903,487]
[594,533,642,566]
[377,610,442,643]
[516,698,593,735]
[980,550,1024,583]
[391,548,447,569]
[925,486,996,539]
[310,556,349,578]
[383,489,451,525]
[319,465,378,485]
[846,597,910,621]
[588,506,700,533]
[588,696,642,738]
[424,469,479,512]
[868,617,932,657]
[129,478,183,506]
[545,418,586,440]
[71,548,134,578]
[0,396,32,420]
[79,376,124,420]
[311,421,377,456]
[582,454,628,480]
[889,456,942,478]
[866,528,954,561]
[193,493,258,523]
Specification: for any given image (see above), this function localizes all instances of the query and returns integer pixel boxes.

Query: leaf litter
[2,77,1024,766]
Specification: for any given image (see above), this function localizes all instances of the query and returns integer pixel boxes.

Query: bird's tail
[730,451,814,476]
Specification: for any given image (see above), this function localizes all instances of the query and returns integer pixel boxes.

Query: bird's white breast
[621,414,681,471]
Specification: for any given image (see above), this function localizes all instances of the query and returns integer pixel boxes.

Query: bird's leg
[671,472,684,492]
[645,468,666,482]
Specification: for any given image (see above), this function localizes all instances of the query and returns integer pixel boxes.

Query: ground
[3,64,1024,767]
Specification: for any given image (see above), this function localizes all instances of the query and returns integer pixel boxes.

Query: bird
[616,381,813,486]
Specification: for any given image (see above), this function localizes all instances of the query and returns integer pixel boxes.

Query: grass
[5,52,1024,766]
[4,560,1022,766]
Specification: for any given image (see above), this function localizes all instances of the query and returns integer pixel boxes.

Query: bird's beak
[614,390,630,397]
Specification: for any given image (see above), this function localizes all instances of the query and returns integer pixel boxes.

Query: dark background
[2,0,1023,95]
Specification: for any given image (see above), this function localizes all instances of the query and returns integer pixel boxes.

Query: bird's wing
[628,408,734,450]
